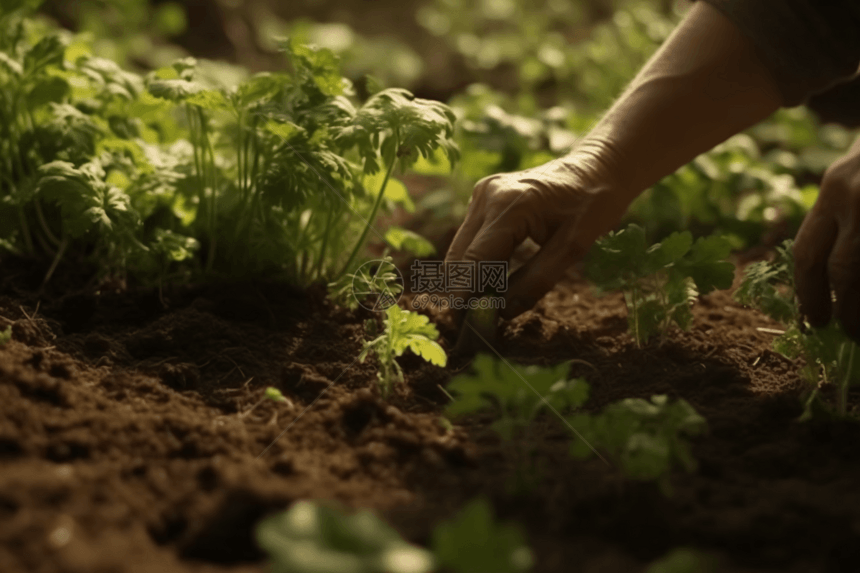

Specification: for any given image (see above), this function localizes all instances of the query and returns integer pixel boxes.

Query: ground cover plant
[6,1,860,573]
[735,240,860,418]
[585,224,735,346]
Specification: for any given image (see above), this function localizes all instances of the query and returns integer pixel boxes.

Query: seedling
[358,305,446,397]
[586,224,735,346]
[255,499,435,573]
[445,354,589,492]
[0,326,11,346]
[568,395,707,496]
[239,385,294,423]
[736,239,860,418]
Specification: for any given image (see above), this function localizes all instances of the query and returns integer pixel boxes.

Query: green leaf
[404,336,447,366]
[675,234,735,294]
[431,498,533,573]
[26,75,68,108]
[150,229,198,262]
[384,227,435,257]
[37,159,140,240]
[568,395,707,485]
[24,34,66,74]
[77,56,143,101]
[0,326,11,346]
[148,78,207,102]
[256,500,434,573]
[186,89,228,110]
[446,354,587,429]
[0,51,22,76]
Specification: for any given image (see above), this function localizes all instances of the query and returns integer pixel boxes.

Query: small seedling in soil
[567,394,707,496]
[255,499,435,573]
[431,497,533,573]
[445,354,589,493]
[239,385,294,423]
[358,305,447,397]
[586,224,735,347]
[0,326,11,346]
[735,239,860,419]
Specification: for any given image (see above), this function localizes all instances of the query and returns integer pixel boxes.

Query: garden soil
[2,245,860,573]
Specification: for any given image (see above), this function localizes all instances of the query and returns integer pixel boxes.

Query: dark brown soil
[2,247,860,573]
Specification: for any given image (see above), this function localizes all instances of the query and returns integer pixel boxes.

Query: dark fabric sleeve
[697,0,860,107]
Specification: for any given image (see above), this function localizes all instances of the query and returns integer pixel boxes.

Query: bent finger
[445,177,500,262]
[793,209,837,328]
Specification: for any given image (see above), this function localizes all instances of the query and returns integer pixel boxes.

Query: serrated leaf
[446,354,586,428]
[676,234,735,294]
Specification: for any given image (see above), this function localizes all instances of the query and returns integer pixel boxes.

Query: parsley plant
[736,240,860,418]
[586,224,735,346]
[358,305,447,397]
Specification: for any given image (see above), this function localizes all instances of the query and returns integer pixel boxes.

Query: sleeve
[697,0,860,107]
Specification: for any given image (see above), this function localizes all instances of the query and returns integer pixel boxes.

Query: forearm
[570,1,782,202]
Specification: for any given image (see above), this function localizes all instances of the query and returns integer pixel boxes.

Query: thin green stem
[41,234,68,289]
[314,205,338,281]
[340,155,397,277]
[33,200,60,247]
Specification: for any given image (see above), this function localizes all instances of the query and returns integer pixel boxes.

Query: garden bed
[2,249,860,573]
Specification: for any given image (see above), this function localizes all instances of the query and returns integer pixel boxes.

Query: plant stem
[340,155,397,278]
[313,204,338,281]
[41,234,68,290]
[33,200,60,247]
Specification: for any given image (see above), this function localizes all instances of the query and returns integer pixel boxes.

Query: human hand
[444,148,633,320]
[794,136,860,340]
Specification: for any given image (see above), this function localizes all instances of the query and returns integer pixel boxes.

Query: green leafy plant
[445,354,589,492]
[0,325,11,346]
[586,224,735,346]
[358,305,446,397]
[735,239,860,418]
[255,499,435,573]
[329,253,403,311]
[431,497,533,573]
[255,496,534,573]
[568,395,708,495]
[446,354,589,440]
